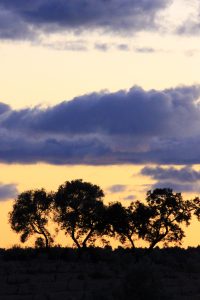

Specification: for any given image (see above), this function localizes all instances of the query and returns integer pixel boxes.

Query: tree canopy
[143,188,193,249]
[54,179,108,248]
[9,189,54,248]
[107,201,151,248]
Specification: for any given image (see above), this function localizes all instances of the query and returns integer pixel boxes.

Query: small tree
[107,201,151,248]
[9,189,54,248]
[54,179,108,249]
[144,188,193,249]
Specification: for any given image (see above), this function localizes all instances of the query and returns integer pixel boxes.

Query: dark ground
[0,246,200,300]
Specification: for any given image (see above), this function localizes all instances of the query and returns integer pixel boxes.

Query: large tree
[9,189,54,248]
[144,189,193,249]
[54,179,108,249]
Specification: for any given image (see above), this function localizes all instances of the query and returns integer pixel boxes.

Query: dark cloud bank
[0,85,200,165]
[0,0,170,40]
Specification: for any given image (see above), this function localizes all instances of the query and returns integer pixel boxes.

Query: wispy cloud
[94,43,109,52]
[124,195,135,201]
[135,47,155,53]
[175,0,200,36]
[107,185,128,193]
[141,165,200,192]
[0,183,18,201]
[141,166,200,182]
[43,40,88,51]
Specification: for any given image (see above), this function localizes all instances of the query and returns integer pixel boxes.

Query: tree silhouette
[192,197,200,220]
[107,201,151,248]
[107,202,131,246]
[54,179,108,249]
[9,189,54,248]
[143,188,193,249]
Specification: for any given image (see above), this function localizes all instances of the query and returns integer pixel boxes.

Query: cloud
[141,166,200,182]
[135,47,155,53]
[43,40,88,51]
[141,166,200,193]
[3,85,200,136]
[177,22,200,36]
[94,43,130,52]
[0,102,10,114]
[94,43,109,52]
[150,181,200,193]
[0,183,18,201]
[176,2,200,36]
[107,185,127,193]
[0,0,171,40]
[117,44,130,51]
[124,195,135,200]
[0,7,35,40]
[0,132,111,165]
[0,85,200,165]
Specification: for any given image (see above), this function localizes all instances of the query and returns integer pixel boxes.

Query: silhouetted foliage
[9,189,54,248]
[192,197,200,220]
[107,201,150,248]
[7,179,200,251]
[143,188,193,249]
[35,237,46,248]
[54,179,108,248]
[107,202,131,245]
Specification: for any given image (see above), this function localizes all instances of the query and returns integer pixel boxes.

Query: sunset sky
[0,0,200,248]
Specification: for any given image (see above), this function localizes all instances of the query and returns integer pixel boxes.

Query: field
[0,247,200,300]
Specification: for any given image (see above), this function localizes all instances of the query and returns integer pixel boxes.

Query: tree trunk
[71,229,81,249]
[128,237,135,249]
[42,231,49,249]
[31,223,50,249]
[38,225,50,249]
[82,229,94,249]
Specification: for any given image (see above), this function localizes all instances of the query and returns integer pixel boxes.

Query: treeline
[8,179,200,250]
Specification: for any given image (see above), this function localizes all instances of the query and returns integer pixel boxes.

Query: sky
[0,0,200,248]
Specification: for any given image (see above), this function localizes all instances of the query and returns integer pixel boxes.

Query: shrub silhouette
[9,189,54,248]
